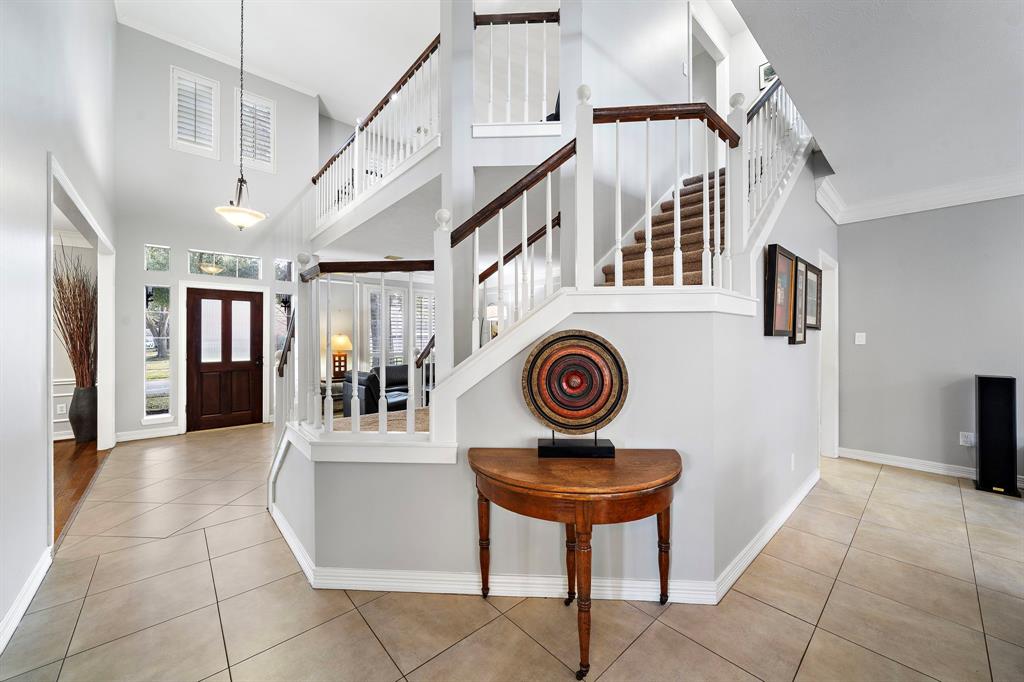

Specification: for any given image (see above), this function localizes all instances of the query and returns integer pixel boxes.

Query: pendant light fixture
[215,0,266,230]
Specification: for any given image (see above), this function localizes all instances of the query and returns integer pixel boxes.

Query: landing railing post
[295,253,311,424]
[354,119,363,197]
[311,274,323,431]
[574,84,594,290]
[727,94,750,295]
[432,209,455,382]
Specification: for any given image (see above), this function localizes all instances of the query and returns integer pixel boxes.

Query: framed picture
[764,244,797,336]
[805,261,822,330]
[759,62,777,90]
[790,258,808,345]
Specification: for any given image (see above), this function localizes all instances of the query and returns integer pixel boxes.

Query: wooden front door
[186,288,263,431]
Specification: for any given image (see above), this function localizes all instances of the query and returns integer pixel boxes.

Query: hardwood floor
[53,439,108,541]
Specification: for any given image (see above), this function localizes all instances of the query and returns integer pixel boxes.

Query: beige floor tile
[1,660,62,682]
[86,477,162,501]
[114,478,216,503]
[221,463,271,481]
[230,610,401,681]
[967,523,1024,562]
[347,590,388,607]
[59,605,227,682]
[172,479,263,505]
[814,475,875,499]
[220,572,354,664]
[55,536,155,561]
[65,501,161,535]
[802,488,868,518]
[484,595,525,613]
[228,485,268,506]
[361,592,500,674]
[658,591,813,682]
[26,557,96,613]
[838,547,982,630]
[784,504,859,544]
[821,457,881,483]
[407,616,569,682]
[818,581,988,681]
[626,599,669,618]
[874,468,965,503]
[200,669,231,682]
[601,620,755,681]
[175,461,251,480]
[852,521,975,582]
[174,505,266,534]
[734,554,834,623]
[89,530,209,593]
[205,512,281,558]
[99,503,220,538]
[69,561,216,654]
[963,494,1024,530]
[763,527,849,578]
[0,600,82,680]
[868,484,966,520]
[978,588,1024,647]
[210,537,300,600]
[862,499,969,547]
[795,629,931,682]
[972,551,1024,599]
[987,635,1024,682]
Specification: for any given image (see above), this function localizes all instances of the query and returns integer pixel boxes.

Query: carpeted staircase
[602,168,726,286]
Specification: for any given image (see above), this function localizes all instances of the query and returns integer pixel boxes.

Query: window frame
[143,284,173,423]
[234,88,276,174]
[144,244,170,272]
[169,65,220,160]
[187,249,263,280]
[274,258,294,283]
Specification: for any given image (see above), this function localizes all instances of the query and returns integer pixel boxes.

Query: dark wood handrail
[450,139,576,248]
[474,10,560,27]
[312,34,441,185]
[276,312,296,378]
[746,79,783,123]
[593,103,741,148]
[300,260,435,283]
[414,334,435,369]
[478,213,561,283]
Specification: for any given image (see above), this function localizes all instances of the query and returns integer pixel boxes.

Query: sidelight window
[144,286,171,416]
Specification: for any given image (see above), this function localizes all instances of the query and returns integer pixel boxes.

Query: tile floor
[1,426,1022,681]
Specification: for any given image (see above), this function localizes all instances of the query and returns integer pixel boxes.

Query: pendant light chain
[238,0,245,181]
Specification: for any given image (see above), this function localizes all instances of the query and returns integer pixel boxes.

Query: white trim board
[838,447,976,479]
[116,425,182,442]
[0,548,52,654]
[816,174,1024,225]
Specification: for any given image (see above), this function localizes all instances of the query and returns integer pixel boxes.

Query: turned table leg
[477,492,490,598]
[565,524,577,606]
[657,506,670,605]
[574,513,593,680]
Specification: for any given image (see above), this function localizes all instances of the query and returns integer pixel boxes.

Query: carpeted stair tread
[658,189,724,214]
[634,215,725,244]
[681,167,726,187]
[652,202,725,227]
[602,249,704,275]
[620,232,709,257]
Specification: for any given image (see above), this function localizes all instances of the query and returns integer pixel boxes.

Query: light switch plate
[854,332,867,345]
[959,432,976,447]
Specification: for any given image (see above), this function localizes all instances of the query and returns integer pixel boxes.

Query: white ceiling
[733,0,1024,206]
[114,0,440,123]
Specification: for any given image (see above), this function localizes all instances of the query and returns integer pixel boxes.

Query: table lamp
[331,333,353,378]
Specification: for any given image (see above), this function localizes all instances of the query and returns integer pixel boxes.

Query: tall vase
[68,385,97,443]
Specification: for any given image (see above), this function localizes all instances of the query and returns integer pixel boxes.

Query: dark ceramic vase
[68,385,97,443]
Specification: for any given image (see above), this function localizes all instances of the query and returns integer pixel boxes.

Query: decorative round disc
[522,330,628,434]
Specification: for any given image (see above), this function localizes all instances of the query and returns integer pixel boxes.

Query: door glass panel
[231,300,251,361]
[200,299,221,362]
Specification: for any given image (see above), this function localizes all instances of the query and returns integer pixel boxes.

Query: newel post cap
[296,252,311,266]
[577,84,591,104]
[729,93,746,111]
[435,208,452,230]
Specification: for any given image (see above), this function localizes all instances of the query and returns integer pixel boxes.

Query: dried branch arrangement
[53,246,97,388]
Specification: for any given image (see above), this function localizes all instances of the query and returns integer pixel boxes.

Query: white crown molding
[1,548,52,654]
[115,15,319,99]
[817,174,1024,225]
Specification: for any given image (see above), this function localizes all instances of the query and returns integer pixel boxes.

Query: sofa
[322,366,413,417]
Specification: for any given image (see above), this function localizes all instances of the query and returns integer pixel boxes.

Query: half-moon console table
[468,448,682,680]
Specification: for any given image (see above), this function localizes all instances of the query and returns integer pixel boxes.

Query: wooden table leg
[574,509,592,680]
[564,524,577,606]
[477,491,490,598]
[657,506,670,605]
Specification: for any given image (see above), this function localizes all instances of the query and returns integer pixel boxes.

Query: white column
[574,84,594,290]
[406,272,416,434]
[378,272,388,433]
[311,277,322,430]
[614,119,623,287]
[545,172,553,297]
[350,273,361,432]
[673,117,682,286]
[471,229,480,352]
[295,253,311,423]
[324,274,334,430]
[644,118,653,287]
[431,208,455,381]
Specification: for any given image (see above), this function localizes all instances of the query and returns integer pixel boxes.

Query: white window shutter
[238,91,275,172]
[170,66,219,159]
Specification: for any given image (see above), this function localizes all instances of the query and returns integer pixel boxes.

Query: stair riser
[681,168,726,187]
[602,251,703,275]
[634,219,725,244]
[652,203,725,227]
[660,188,725,214]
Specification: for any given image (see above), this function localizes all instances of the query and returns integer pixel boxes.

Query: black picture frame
[790,258,808,345]
[764,244,797,337]
[759,62,777,90]
[805,261,823,330]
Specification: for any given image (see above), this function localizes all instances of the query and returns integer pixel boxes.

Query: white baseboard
[838,447,976,480]
[115,425,182,442]
[1,547,52,653]
[270,468,821,605]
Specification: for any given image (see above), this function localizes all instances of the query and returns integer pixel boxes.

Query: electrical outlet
[959,432,976,447]
[790,453,795,471]
[56,404,66,415]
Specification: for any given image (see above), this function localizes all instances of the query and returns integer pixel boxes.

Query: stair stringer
[429,286,757,445]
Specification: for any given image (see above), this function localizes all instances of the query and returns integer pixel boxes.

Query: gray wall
[0,0,116,624]
[318,114,355,168]
[838,196,1024,471]
[113,25,318,436]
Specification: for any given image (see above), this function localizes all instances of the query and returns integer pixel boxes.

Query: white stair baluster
[523,23,529,121]
[378,272,388,433]
[673,117,682,286]
[406,272,415,434]
[506,22,512,122]
[324,274,334,430]
[644,118,653,287]
[471,230,480,352]
[724,131,733,290]
[528,242,535,309]
[713,130,722,287]
[541,22,548,120]
[520,193,529,315]
[701,122,711,286]
[614,120,623,287]
[488,25,494,123]
[513,254,520,322]
[545,173,553,297]
[350,273,360,432]
[497,209,505,333]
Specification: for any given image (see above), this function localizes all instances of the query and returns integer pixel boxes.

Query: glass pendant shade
[215,176,266,230]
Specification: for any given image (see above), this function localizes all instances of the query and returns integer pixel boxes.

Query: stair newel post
[713,128,723,288]
[545,172,553,298]
[496,208,506,333]
[350,273,361,433]
[295,253,311,424]
[324,274,334,431]
[521,192,529,316]
[726,93,747,290]
[406,272,416,434]
[432,208,454,382]
[672,117,682,287]
[378,271,388,434]
[614,120,623,287]
[311,275,323,430]
[471,230,480,352]
[574,84,595,290]
[643,118,653,287]
[701,122,712,286]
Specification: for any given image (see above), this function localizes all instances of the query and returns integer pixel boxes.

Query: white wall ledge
[472,121,562,138]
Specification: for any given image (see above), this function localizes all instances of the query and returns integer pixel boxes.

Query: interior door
[186,288,263,431]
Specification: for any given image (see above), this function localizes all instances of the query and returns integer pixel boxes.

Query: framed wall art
[790,258,808,345]
[764,244,797,337]
[805,261,822,330]
[759,62,777,90]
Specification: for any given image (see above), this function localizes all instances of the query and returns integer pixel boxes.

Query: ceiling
[733,0,1024,207]
[114,0,440,123]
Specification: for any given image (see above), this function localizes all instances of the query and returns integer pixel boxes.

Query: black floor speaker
[975,375,1020,497]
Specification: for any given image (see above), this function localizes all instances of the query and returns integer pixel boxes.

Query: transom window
[188,249,261,280]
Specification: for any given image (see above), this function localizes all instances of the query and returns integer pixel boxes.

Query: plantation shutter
[240,93,274,167]
[174,71,216,150]
[369,291,404,367]
[415,295,435,353]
